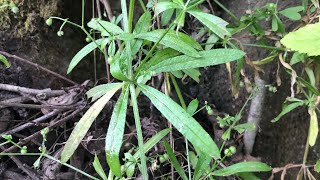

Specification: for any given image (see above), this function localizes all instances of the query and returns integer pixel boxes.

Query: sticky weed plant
[0,0,275,179]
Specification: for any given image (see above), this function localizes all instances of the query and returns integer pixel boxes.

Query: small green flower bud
[163,153,169,160]
[224,148,232,157]
[85,37,91,42]
[159,156,166,163]
[229,146,236,154]
[11,6,19,14]
[21,146,27,154]
[239,81,245,88]
[46,18,53,26]
[108,56,114,64]
[207,108,213,115]
[57,30,64,36]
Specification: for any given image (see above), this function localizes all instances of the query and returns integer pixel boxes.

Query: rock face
[195,0,320,178]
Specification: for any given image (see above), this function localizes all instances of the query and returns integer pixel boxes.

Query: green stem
[50,17,104,53]
[169,74,186,109]
[50,17,82,28]
[121,0,129,32]
[302,135,310,165]
[138,0,147,13]
[186,0,206,10]
[128,0,135,32]
[243,43,287,51]
[130,84,148,180]
[169,74,191,180]
[81,0,85,27]
[108,170,114,180]
[9,140,23,149]
[213,0,239,23]
[0,141,9,147]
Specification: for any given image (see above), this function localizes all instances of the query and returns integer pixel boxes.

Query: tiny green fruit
[121,165,125,173]
[239,81,245,88]
[224,148,232,157]
[46,18,53,26]
[57,31,64,36]
[207,107,213,115]
[159,156,166,163]
[20,146,27,154]
[11,6,19,14]
[108,56,114,64]
[85,37,91,42]
[229,146,236,154]
[267,3,276,9]
[163,153,169,160]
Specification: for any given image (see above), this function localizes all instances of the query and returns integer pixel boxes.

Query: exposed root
[243,75,266,155]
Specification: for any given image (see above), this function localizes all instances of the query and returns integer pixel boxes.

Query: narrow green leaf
[183,68,201,83]
[172,0,184,6]
[133,12,151,35]
[272,16,278,32]
[194,153,211,180]
[0,54,10,68]
[276,15,286,33]
[161,8,175,26]
[187,99,199,115]
[86,83,124,102]
[290,52,306,65]
[271,101,305,122]
[171,70,184,78]
[68,39,104,74]
[205,34,219,50]
[308,109,318,146]
[155,2,182,15]
[213,162,272,176]
[93,154,108,180]
[164,141,188,180]
[135,29,202,57]
[132,128,171,160]
[188,151,198,169]
[118,33,135,41]
[139,84,221,159]
[281,22,320,56]
[106,86,129,177]
[237,172,261,180]
[188,10,230,38]
[279,6,304,21]
[88,18,124,35]
[175,9,186,28]
[61,84,122,163]
[305,67,316,87]
[132,12,152,56]
[316,160,320,173]
[146,49,245,74]
[110,54,130,81]
[234,123,255,134]
[108,41,116,57]
[136,48,180,76]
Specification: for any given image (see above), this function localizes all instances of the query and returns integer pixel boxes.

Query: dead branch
[0,110,62,136]
[0,83,66,97]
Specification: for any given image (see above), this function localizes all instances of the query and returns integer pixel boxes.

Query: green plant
[41,0,275,179]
